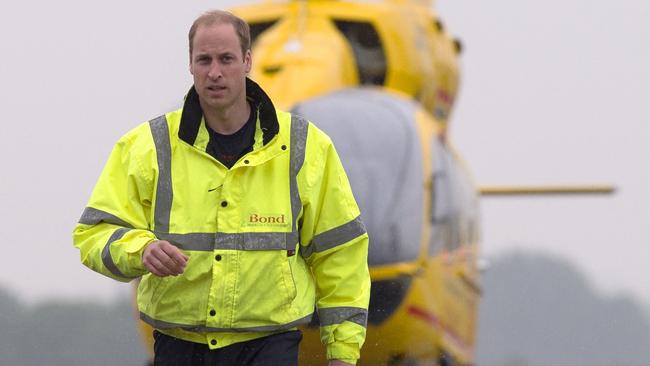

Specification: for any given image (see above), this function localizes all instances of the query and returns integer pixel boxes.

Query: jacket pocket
[280,254,298,303]
[233,250,298,327]
[137,273,168,314]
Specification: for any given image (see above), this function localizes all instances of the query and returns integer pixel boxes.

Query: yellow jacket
[73,79,370,361]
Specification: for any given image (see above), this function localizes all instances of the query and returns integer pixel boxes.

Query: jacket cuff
[124,236,157,274]
[326,342,360,363]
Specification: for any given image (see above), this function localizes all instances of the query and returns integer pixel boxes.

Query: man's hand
[142,240,188,277]
[328,361,354,366]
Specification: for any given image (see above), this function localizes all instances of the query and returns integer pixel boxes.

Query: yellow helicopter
[233,1,476,365]
[134,0,613,365]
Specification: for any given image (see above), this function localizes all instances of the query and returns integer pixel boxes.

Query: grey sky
[1,0,648,306]
[438,0,650,303]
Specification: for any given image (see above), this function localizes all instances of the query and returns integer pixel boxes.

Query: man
[73,10,370,366]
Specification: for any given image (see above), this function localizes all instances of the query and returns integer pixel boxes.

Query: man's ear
[244,50,252,74]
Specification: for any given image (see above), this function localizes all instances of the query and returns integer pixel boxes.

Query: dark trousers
[153,330,302,366]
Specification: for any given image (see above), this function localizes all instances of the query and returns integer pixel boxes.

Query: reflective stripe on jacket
[73,78,370,361]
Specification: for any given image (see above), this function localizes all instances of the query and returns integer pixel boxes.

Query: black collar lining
[178,78,279,146]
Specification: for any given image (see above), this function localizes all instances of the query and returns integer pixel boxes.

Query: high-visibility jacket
[73,78,370,362]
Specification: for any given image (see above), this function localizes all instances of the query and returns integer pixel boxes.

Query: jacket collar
[178,77,279,146]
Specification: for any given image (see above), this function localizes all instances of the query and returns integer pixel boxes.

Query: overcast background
[0,0,648,313]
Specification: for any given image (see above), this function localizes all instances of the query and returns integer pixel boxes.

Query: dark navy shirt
[205,102,257,169]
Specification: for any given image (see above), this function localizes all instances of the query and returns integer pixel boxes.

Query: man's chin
[199,96,229,111]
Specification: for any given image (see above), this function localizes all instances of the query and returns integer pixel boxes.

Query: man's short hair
[188,10,251,57]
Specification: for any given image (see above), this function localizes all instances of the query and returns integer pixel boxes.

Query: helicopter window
[333,20,387,86]
[293,90,423,267]
[249,20,278,46]
[430,139,455,254]
[429,140,478,256]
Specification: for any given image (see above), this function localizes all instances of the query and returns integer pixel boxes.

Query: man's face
[190,23,251,113]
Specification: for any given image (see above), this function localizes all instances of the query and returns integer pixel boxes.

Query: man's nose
[208,63,222,80]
